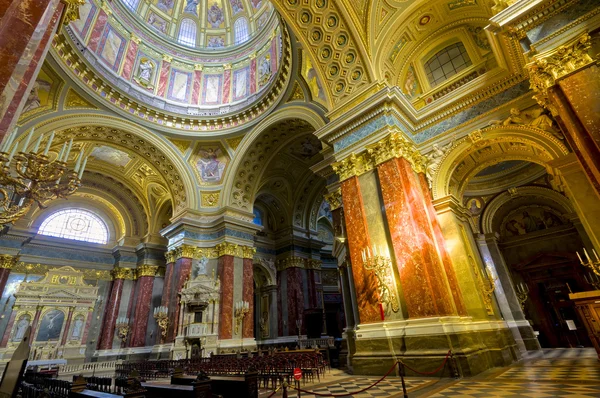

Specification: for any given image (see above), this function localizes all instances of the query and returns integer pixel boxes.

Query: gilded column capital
[216,242,238,257]
[332,153,373,182]
[0,254,18,269]
[162,55,173,63]
[111,267,136,280]
[61,0,86,24]
[527,32,594,112]
[136,265,159,278]
[165,250,177,264]
[324,189,342,210]
[369,132,428,174]
[240,246,256,259]
[175,244,196,259]
[276,256,306,271]
[130,33,141,44]
[306,259,322,270]
[194,64,204,71]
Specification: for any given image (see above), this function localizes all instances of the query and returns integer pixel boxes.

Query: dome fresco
[64,0,285,125]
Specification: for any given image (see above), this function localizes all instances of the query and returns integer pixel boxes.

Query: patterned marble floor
[260,348,600,398]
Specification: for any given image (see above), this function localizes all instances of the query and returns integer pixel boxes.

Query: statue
[425,140,454,186]
[14,316,30,341]
[490,107,563,139]
[134,58,154,89]
[71,317,84,339]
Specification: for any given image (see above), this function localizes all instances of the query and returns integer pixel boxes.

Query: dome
[120,0,276,49]
[60,0,289,131]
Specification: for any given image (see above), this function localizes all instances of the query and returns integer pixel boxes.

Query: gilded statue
[490,107,563,140]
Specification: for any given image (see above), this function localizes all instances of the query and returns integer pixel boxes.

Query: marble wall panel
[167,69,192,102]
[233,67,249,102]
[218,255,234,339]
[250,58,257,94]
[71,0,96,38]
[202,74,222,105]
[96,25,126,72]
[341,176,382,323]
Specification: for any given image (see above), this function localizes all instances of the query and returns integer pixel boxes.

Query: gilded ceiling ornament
[65,89,97,110]
[289,82,305,102]
[169,139,190,153]
[201,191,220,207]
[136,265,159,278]
[324,189,342,211]
[226,136,243,151]
[526,33,593,113]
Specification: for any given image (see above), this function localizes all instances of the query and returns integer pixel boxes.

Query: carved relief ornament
[324,189,342,211]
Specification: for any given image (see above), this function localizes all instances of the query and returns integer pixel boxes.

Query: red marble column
[218,255,234,339]
[287,267,305,335]
[277,270,283,336]
[306,269,317,308]
[242,258,254,338]
[0,309,17,347]
[60,308,74,345]
[80,311,93,345]
[0,268,10,299]
[340,176,382,323]
[168,257,192,342]
[418,173,467,316]
[377,157,456,318]
[121,40,139,81]
[0,0,63,139]
[130,274,155,347]
[98,278,124,350]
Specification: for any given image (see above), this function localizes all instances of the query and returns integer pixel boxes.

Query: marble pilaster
[218,254,234,339]
[130,270,156,347]
[0,310,16,347]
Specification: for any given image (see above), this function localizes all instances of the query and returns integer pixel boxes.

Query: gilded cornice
[527,33,594,112]
[0,255,18,269]
[276,257,322,271]
[60,0,86,25]
[111,267,136,280]
[216,242,238,257]
[9,262,112,280]
[324,189,342,211]
[332,132,427,182]
[136,265,159,278]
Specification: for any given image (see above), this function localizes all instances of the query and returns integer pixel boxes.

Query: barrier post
[399,362,408,398]
[449,352,460,379]
[282,381,288,398]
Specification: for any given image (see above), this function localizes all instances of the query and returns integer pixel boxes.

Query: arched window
[122,0,140,11]
[234,18,249,45]
[253,208,263,226]
[39,209,109,244]
[178,19,197,47]
[424,42,472,87]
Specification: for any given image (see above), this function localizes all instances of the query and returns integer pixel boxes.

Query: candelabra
[234,300,249,335]
[153,306,169,341]
[0,128,87,226]
[576,248,600,277]
[295,318,302,339]
[115,317,130,343]
[516,282,529,311]
[584,272,600,290]
[361,245,400,314]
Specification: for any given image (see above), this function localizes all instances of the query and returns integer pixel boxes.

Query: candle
[7,141,18,163]
[57,142,67,162]
[63,138,73,162]
[32,133,44,153]
[2,128,16,153]
[74,150,83,172]
[77,156,88,179]
[584,248,592,263]
[42,131,54,156]
[361,250,366,262]
[593,249,600,262]
[576,251,583,264]
[22,127,33,153]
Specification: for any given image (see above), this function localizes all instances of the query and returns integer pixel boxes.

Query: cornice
[164,243,256,261]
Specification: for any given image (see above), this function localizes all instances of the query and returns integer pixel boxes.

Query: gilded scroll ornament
[324,189,342,210]
[0,254,18,269]
[526,33,594,112]
[61,0,86,25]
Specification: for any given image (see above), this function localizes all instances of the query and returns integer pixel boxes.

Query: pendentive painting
[192,144,229,185]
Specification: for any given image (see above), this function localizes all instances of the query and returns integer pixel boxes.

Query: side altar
[0,266,98,363]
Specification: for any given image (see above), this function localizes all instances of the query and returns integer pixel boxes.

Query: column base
[506,320,541,352]
[348,317,519,377]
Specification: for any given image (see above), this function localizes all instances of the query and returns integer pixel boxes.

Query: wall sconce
[153,306,169,341]
[115,317,130,343]
[234,300,249,335]
[516,282,529,311]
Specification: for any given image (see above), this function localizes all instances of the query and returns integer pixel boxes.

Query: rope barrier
[266,350,455,398]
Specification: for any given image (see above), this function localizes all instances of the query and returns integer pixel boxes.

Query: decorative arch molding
[223,105,326,211]
[253,257,276,288]
[16,113,197,212]
[432,125,569,200]
[480,186,576,235]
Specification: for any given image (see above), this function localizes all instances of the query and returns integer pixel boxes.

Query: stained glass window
[39,209,109,244]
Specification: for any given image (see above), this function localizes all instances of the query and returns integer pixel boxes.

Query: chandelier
[0,128,87,226]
